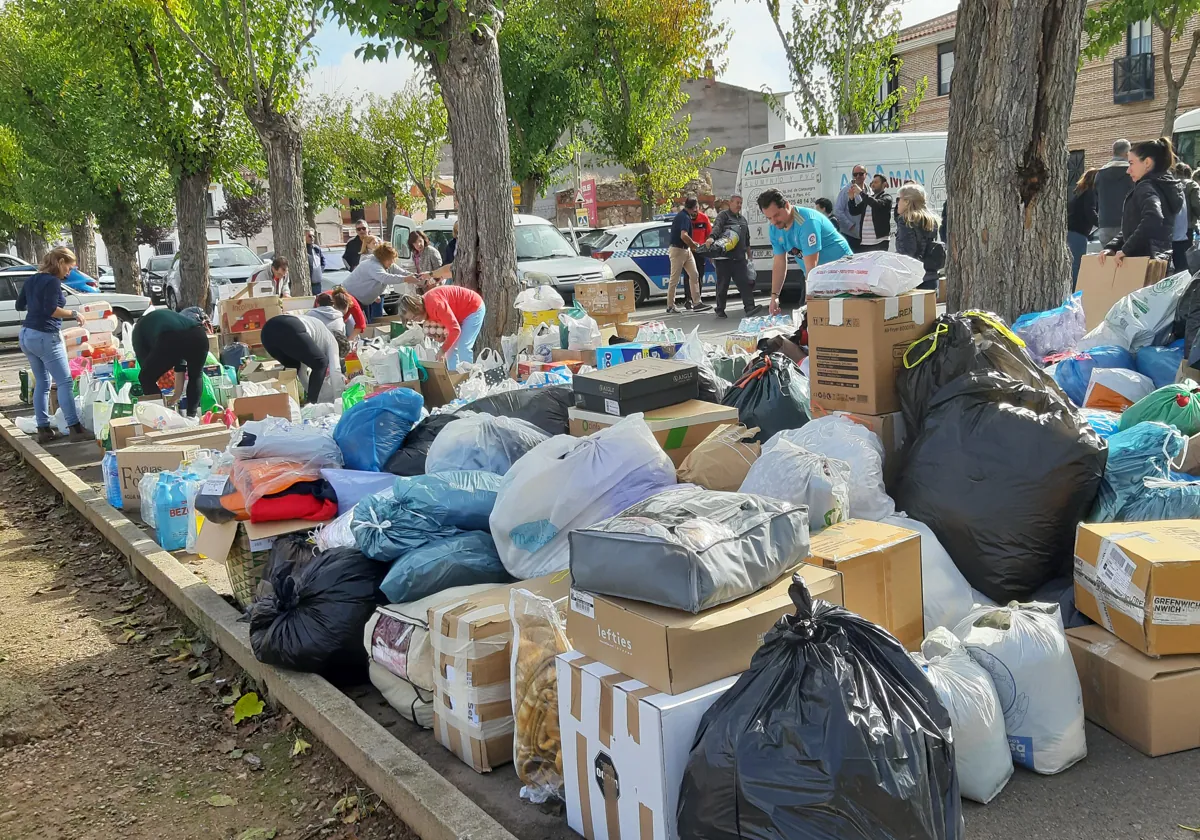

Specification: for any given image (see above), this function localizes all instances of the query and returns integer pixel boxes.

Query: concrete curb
[0,414,518,840]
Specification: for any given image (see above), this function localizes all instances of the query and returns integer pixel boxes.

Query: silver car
[161,244,266,309]
[0,268,151,340]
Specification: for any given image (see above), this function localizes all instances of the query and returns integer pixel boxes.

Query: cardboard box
[1067,624,1200,756]
[573,358,699,417]
[567,564,842,695]
[805,519,923,650]
[114,445,197,507]
[1076,255,1169,330]
[208,333,220,357]
[1074,521,1200,656]
[809,405,906,482]
[616,322,640,341]
[575,279,636,316]
[241,358,283,383]
[105,417,143,451]
[808,290,935,416]
[553,347,597,368]
[281,295,315,312]
[218,287,282,335]
[134,427,233,451]
[227,328,263,349]
[142,425,225,443]
[193,517,316,606]
[428,572,572,772]
[421,360,466,408]
[594,342,680,370]
[231,391,292,424]
[568,401,739,466]
[558,652,735,840]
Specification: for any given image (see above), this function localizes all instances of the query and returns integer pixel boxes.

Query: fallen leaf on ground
[206,794,237,808]
[236,830,277,840]
[291,737,311,757]
[231,748,244,759]
[191,672,213,684]
[232,692,265,725]
[215,737,237,754]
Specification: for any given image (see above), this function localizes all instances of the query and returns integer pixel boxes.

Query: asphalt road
[2,323,1200,839]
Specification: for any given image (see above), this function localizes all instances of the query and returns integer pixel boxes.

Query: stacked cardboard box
[568,400,738,467]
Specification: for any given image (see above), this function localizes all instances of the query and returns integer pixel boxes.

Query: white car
[586,221,717,304]
[0,267,151,340]
[0,253,31,270]
[161,244,267,309]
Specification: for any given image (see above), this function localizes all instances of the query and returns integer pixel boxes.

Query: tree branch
[1175,25,1200,91]
[761,0,825,126]
[159,1,238,101]
[237,0,263,108]
[268,3,320,97]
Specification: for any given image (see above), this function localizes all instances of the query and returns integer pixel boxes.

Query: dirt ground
[0,444,418,840]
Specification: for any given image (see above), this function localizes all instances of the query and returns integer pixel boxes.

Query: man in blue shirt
[757,188,852,314]
[666,197,711,313]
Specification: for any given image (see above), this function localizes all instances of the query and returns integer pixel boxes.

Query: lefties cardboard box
[218,290,283,335]
[1074,521,1200,656]
[568,400,739,466]
[567,564,842,695]
[1075,254,1170,330]
[427,572,572,773]
[807,290,934,416]
[805,519,923,650]
[558,651,735,840]
[575,279,637,316]
[1067,624,1200,757]
[114,445,198,507]
[573,358,699,417]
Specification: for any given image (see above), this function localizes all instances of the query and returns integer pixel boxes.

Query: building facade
[894,8,1200,174]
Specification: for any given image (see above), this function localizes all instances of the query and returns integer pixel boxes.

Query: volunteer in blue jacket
[757,188,852,314]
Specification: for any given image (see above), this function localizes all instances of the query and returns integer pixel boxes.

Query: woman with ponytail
[1100,136,1184,266]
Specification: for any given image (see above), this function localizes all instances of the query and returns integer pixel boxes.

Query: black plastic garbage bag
[249,546,386,685]
[1173,274,1200,362]
[678,577,962,840]
[893,371,1106,603]
[720,353,809,443]
[253,533,316,601]
[384,412,459,476]
[460,384,572,436]
[897,311,1064,434]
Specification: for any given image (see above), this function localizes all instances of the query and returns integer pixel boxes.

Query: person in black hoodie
[1067,168,1098,287]
[847,173,893,251]
[1100,137,1185,266]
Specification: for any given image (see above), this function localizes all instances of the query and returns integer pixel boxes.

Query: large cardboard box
[142,425,227,444]
[809,404,906,483]
[573,358,699,417]
[1076,255,1170,330]
[428,572,572,772]
[421,360,466,409]
[1067,624,1200,756]
[106,417,144,451]
[805,519,923,650]
[218,286,282,335]
[575,279,636,316]
[558,651,735,840]
[568,401,739,466]
[114,445,197,507]
[134,427,233,451]
[1074,521,1200,656]
[567,564,842,695]
[231,392,292,424]
[807,290,935,415]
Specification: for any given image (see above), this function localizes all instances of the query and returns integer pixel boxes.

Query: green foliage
[300,96,351,222]
[327,0,488,67]
[389,82,450,212]
[217,181,271,242]
[765,0,927,135]
[1083,0,1200,59]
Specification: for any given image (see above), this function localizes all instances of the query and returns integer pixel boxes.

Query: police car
[586,221,716,305]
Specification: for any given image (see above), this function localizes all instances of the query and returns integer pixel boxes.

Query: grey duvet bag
[568,487,810,613]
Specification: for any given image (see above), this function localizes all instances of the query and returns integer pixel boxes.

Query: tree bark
[32,232,49,263]
[176,169,212,310]
[247,108,310,296]
[519,176,538,215]
[97,207,141,296]
[429,1,519,352]
[425,188,438,218]
[945,0,1086,321]
[385,190,397,231]
[71,217,97,277]
[15,227,34,263]
[1159,24,1200,137]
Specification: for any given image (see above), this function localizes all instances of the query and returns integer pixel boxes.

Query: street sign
[512,184,522,207]
[575,208,590,227]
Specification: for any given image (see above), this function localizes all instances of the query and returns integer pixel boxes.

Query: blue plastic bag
[1079,408,1121,440]
[154,472,192,551]
[320,468,398,515]
[1135,339,1185,390]
[424,413,549,476]
[1054,346,1136,406]
[102,451,123,509]
[1012,291,1085,360]
[334,387,424,471]
[1091,422,1200,522]
[380,531,512,603]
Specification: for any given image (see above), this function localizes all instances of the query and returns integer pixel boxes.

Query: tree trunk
[248,108,310,296]
[32,232,49,262]
[425,189,438,219]
[71,217,97,277]
[1160,26,1179,137]
[429,1,519,353]
[97,207,141,296]
[176,169,212,310]
[945,0,1086,321]
[519,176,538,215]
[15,227,34,263]
[385,190,397,231]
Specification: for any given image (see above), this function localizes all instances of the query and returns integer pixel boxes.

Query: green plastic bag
[1118,382,1200,435]
[342,382,366,412]
[114,360,140,391]
[559,303,587,350]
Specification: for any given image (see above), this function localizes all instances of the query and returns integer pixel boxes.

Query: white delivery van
[734,133,947,290]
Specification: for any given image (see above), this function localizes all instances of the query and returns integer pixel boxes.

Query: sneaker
[684,301,695,311]
[666,306,680,315]
[715,310,728,319]
[692,303,713,313]
[36,427,58,445]
[744,304,763,317]
[68,423,91,443]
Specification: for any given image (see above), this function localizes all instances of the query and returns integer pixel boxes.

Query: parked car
[0,268,151,340]
[586,221,717,304]
[558,227,608,254]
[0,253,31,270]
[419,217,456,259]
[96,264,115,293]
[162,244,266,309]
[142,255,175,302]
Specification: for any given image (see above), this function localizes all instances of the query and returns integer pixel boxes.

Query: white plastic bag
[560,311,602,351]
[426,412,549,475]
[953,602,1087,775]
[806,252,924,297]
[515,285,565,312]
[531,323,557,363]
[913,628,1013,804]
[676,327,728,400]
[92,381,132,441]
[134,401,196,431]
[1074,320,1132,353]
[490,415,677,579]
[314,508,358,551]
[885,514,988,634]
[1095,270,1191,352]
[1083,367,1154,412]
[360,341,403,385]
[768,415,895,520]
[15,416,36,434]
[77,371,98,435]
[739,440,850,530]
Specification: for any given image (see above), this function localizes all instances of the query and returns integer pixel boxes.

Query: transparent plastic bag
[515,285,565,311]
[510,588,570,804]
[140,471,161,528]
[425,412,549,475]
[134,400,196,431]
[806,252,924,297]
[739,439,850,530]
[1011,292,1085,360]
[886,514,988,635]
[560,310,602,351]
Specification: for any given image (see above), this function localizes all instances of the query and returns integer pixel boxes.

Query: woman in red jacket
[399,286,486,371]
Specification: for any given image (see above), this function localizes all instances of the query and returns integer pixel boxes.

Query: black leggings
[137,324,210,417]
[261,315,326,405]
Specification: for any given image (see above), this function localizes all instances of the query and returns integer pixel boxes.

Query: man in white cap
[709,193,760,318]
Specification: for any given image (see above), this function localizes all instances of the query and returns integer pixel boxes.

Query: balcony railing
[1114,53,1155,104]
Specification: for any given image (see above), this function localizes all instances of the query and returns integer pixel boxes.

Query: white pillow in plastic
[913,628,1013,804]
[885,514,985,634]
[739,439,850,530]
[953,602,1087,775]
[806,251,924,297]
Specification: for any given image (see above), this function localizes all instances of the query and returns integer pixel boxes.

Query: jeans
[20,326,79,429]
[445,304,486,372]
[367,299,384,322]
[1067,231,1089,290]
